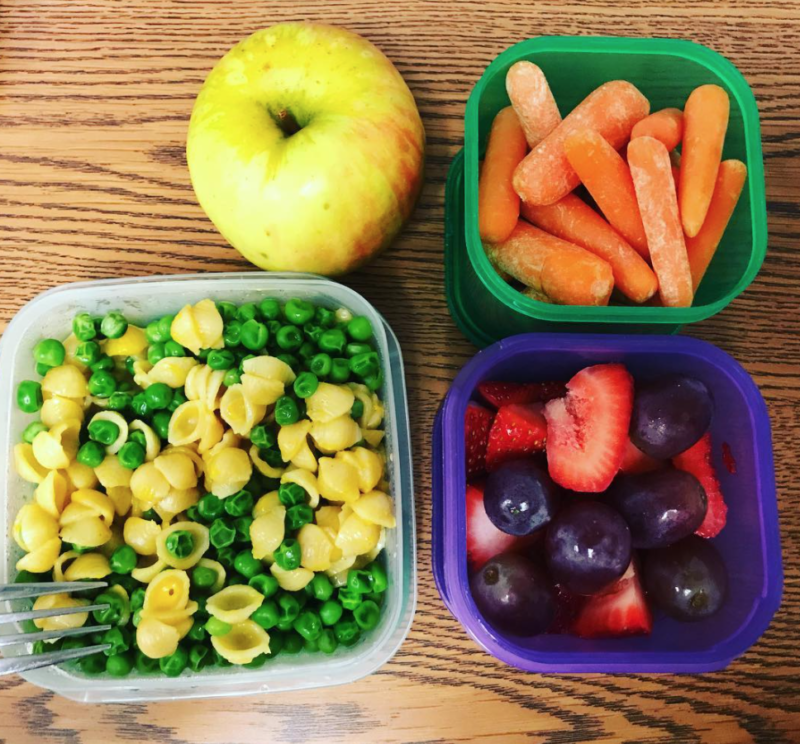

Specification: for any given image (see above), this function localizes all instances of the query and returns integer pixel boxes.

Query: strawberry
[672,432,728,538]
[466,482,518,570]
[484,403,547,471]
[478,380,567,409]
[619,436,663,475]
[544,363,634,492]
[465,403,493,478]
[572,561,653,638]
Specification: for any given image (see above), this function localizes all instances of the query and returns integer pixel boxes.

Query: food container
[432,333,781,673]
[447,37,767,346]
[0,272,416,702]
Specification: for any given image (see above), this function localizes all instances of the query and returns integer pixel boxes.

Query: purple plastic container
[432,333,781,673]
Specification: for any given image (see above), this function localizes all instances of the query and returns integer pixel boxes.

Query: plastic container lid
[454,37,767,343]
[432,333,781,673]
[0,272,416,702]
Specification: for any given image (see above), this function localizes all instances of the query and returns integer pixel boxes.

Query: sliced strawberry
[672,432,728,538]
[544,364,633,492]
[465,403,494,478]
[572,561,653,638]
[484,403,547,472]
[620,436,663,475]
[466,482,518,570]
[478,380,567,409]
[548,584,586,634]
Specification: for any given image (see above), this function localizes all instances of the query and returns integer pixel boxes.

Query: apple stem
[275,108,301,136]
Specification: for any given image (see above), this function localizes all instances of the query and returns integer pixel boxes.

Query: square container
[451,37,767,345]
[432,333,781,673]
[0,272,416,702]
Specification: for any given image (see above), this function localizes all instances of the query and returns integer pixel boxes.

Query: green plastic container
[451,36,767,345]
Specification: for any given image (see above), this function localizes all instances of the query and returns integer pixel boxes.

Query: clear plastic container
[454,37,767,343]
[0,272,416,702]
[432,333,781,673]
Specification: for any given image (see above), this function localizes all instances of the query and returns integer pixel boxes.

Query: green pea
[132,608,143,627]
[118,441,145,470]
[244,653,269,668]
[197,493,223,522]
[107,391,131,412]
[22,421,48,444]
[147,342,165,366]
[274,538,301,571]
[223,489,253,518]
[90,355,114,373]
[209,519,236,549]
[266,319,282,339]
[249,573,279,598]
[338,589,362,611]
[354,599,381,631]
[127,430,147,449]
[163,341,185,358]
[282,632,303,655]
[215,546,237,570]
[278,593,301,625]
[275,353,299,369]
[144,382,173,411]
[101,626,131,656]
[35,362,52,376]
[315,307,335,328]
[319,328,346,354]
[99,311,127,340]
[168,388,187,412]
[237,302,259,322]
[14,570,43,584]
[347,569,373,595]
[298,341,316,362]
[347,399,364,421]
[233,549,261,579]
[368,562,388,593]
[318,628,338,654]
[205,616,232,637]
[320,599,344,627]
[34,339,66,368]
[130,588,146,612]
[349,352,380,379]
[72,312,97,341]
[308,574,333,602]
[105,652,133,677]
[248,425,274,449]
[276,325,302,351]
[165,530,195,559]
[293,371,318,399]
[190,566,216,591]
[334,618,361,646]
[344,343,370,359]
[109,545,137,575]
[211,647,232,667]
[140,508,160,523]
[189,644,210,672]
[187,621,206,643]
[274,395,299,427]
[240,319,268,351]
[151,410,171,440]
[75,441,104,468]
[330,358,351,383]
[223,368,241,387]
[134,649,159,674]
[159,645,189,677]
[87,419,119,446]
[234,516,253,543]
[285,504,314,532]
[293,610,322,641]
[216,301,238,323]
[364,370,383,392]
[157,314,174,341]
[278,482,307,507]
[17,381,43,413]
[129,392,150,418]
[347,316,373,342]
[60,637,87,653]
[223,320,242,347]
[260,448,286,470]
[145,320,166,345]
[258,298,281,320]
[87,370,116,398]
[309,353,332,378]
[249,600,279,630]
[303,323,323,344]
[207,349,235,371]
[284,298,315,326]
[79,651,107,675]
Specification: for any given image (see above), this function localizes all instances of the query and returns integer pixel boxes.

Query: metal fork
[0,581,111,676]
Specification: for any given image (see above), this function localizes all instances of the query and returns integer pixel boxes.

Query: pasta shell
[123,516,161,556]
[89,411,128,455]
[154,452,198,490]
[310,416,361,454]
[14,503,59,552]
[306,383,355,424]
[41,365,87,400]
[250,506,286,559]
[351,491,396,528]
[242,356,296,385]
[32,419,81,470]
[211,620,270,665]
[16,537,62,573]
[335,512,382,557]
[65,461,99,490]
[277,420,312,462]
[68,488,115,523]
[34,471,69,518]
[281,468,320,508]
[148,357,199,389]
[136,617,180,659]
[131,557,168,584]
[102,324,148,357]
[253,491,281,518]
[64,552,111,581]
[219,385,266,437]
[297,523,334,571]
[204,447,251,498]
[32,593,88,631]
[156,521,209,570]
[130,462,171,507]
[143,569,191,614]
[317,458,360,504]
[130,420,162,462]
[59,517,112,549]
[185,364,225,409]
[13,443,50,483]
[94,455,133,489]
[270,563,314,592]
[41,396,85,428]
[249,446,285,479]
[206,585,264,625]
[197,558,226,593]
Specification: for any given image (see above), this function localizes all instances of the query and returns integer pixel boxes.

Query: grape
[545,501,632,595]
[644,536,728,621]
[630,376,713,459]
[469,553,555,636]
[610,469,707,549]
[483,460,560,536]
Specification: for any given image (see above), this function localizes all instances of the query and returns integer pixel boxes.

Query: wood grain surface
[1,1,799,742]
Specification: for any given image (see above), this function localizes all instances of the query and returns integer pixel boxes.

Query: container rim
[463,35,768,325]
[433,333,782,673]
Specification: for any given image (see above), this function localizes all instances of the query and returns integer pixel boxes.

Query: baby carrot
[522,194,658,304]
[506,61,562,147]
[563,129,649,257]
[631,108,684,151]
[478,107,528,243]
[686,159,747,291]
[679,85,730,237]
[513,80,650,206]
[486,221,614,306]
[628,136,693,308]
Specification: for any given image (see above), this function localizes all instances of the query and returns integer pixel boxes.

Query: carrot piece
[687,159,747,291]
[631,108,684,151]
[628,137,693,308]
[522,194,657,304]
[513,81,650,206]
[478,107,528,243]
[563,130,649,257]
[486,221,614,306]
[506,61,562,148]
[679,85,730,237]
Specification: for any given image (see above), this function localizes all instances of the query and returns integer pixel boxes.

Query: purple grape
[630,376,713,459]
[545,501,632,595]
[483,460,560,537]
[610,469,707,549]
[470,553,555,636]
[644,536,728,621]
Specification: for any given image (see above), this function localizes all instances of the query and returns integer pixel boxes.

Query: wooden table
[2,1,799,742]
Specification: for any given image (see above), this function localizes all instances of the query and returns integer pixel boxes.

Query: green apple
[187,23,425,275]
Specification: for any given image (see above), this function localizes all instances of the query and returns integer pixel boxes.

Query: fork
[0,581,111,676]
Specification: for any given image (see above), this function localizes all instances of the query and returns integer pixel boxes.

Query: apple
[187,23,425,275]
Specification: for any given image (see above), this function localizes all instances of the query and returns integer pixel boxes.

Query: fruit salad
[465,367,729,638]
[11,297,395,677]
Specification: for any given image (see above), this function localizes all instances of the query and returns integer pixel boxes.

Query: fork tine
[0,624,111,648]
[0,581,108,602]
[0,644,110,677]
[0,603,108,626]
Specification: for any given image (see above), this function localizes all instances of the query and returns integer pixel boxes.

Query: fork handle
[0,644,110,676]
